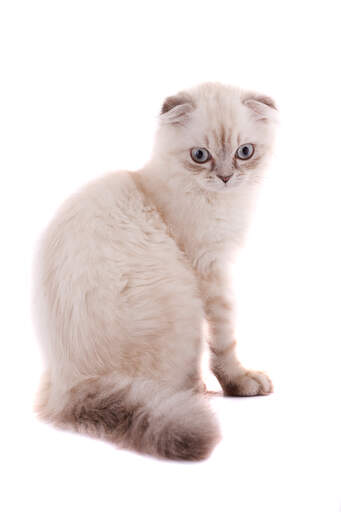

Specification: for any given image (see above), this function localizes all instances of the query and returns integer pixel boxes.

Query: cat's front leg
[201,270,273,397]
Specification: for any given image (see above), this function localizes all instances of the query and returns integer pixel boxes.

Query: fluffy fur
[33,82,278,460]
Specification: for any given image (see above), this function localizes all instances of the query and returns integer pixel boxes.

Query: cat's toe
[224,370,273,397]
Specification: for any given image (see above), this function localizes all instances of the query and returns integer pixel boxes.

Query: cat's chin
[198,179,237,194]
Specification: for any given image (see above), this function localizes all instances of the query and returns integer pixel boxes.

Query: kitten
[33,82,278,461]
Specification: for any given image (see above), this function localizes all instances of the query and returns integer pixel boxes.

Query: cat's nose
[217,175,232,183]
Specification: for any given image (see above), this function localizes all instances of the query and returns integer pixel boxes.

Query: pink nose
[217,175,232,183]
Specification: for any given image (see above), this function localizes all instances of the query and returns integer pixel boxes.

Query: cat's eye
[190,147,211,164]
[236,143,254,160]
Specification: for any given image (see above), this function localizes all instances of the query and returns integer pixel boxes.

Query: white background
[1,1,340,511]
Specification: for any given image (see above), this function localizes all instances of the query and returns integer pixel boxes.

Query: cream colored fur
[33,82,278,460]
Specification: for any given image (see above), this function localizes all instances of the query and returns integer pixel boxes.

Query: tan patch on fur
[183,160,204,174]
[241,154,263,170]
[130,171,175,238]
[253,95,277,110]
[161,93,194,114]
[234,152,263,172]
[212,129,220,149]
[57,378,219,461]
[210,340,237,358]
[205,296,232,314]
[185,371,207,393]
[244,94,277,110]
[220,123,226,148]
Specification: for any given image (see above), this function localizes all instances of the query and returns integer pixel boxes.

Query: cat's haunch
[33,82,277,460]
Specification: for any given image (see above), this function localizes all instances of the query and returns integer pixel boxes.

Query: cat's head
[153,82,278,193]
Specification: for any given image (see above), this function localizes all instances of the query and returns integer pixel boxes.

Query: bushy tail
[37,374,220,461]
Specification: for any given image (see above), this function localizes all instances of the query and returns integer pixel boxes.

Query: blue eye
[236,143,254,160]
[190,147,211,163]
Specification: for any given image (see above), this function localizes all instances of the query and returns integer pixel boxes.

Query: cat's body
[33,83,277,460]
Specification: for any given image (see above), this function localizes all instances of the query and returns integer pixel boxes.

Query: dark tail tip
[156,422,220,461]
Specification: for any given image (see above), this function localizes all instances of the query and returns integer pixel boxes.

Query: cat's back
[46,170,144,239]
[39,170,167,258]
[35,169,183,306]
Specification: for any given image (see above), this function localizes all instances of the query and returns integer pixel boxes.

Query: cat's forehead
[192,83,245,115]
[189,95,259,148]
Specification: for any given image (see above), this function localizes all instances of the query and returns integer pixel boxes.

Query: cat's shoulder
[60,170,140,212]
[43,170,142,236]
[77,170,136,199]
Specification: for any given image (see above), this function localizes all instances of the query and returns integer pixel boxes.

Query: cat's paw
[223,370,273,397]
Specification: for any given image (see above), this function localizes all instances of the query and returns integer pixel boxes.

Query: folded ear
[160,93,195,125]
[243,94,278,122]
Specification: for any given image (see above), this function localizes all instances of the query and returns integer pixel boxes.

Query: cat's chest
[168,202,246,271]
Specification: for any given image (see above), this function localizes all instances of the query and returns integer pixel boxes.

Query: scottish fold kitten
[33,82,277,461]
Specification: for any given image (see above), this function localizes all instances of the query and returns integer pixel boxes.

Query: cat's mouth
[203,174,235,192]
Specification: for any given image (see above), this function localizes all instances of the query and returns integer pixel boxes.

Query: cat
[33,82,278,461]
